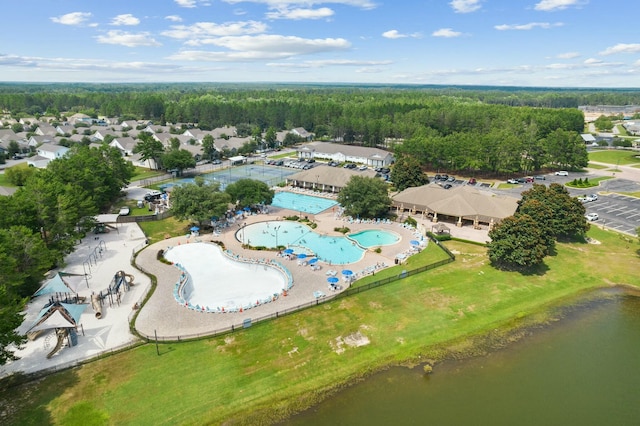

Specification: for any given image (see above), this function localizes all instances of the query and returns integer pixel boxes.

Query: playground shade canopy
[28,302,87,333]
[33,273,73,297]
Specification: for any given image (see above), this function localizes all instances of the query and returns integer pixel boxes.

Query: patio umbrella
[327,277,339,284]
[297,253,307,259]
[341,269,353,276]
[243,207,251,211]
[283,248,294,254]
[410,240,420,245]
[190,226,200,232]
[308,258,318,264]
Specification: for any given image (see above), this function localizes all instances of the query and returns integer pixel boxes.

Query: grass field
[587,162,608,169]
[130,167,166,182]
[138,216,189,243]
[2,227,639,425]
[588,149,640,165]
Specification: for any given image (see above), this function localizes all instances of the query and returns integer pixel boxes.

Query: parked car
[507,178,519,184]
[144,190,163,202]
[358,165,368,171]
[585,213,599,221]
[468,178,477,185]
[534,175,546,180]
[443,183,453,189]
[211,159,222,165]
[555,170,569,176]
[328,161,338,167]
[586,194,598,202]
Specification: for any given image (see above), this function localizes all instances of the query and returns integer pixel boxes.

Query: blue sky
[1,0,639,87]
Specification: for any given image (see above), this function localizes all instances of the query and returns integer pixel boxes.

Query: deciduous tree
[487,214,547,270]
[337,176,391,219]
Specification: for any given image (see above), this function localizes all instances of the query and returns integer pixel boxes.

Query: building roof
[287,165,377,188]
[298,141,393,161]
[392,184,519,222]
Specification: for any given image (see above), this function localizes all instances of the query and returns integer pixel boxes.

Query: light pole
[274,225,281,248]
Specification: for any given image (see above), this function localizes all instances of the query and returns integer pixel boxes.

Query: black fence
[136,233,456,343]
[116,211,173,223]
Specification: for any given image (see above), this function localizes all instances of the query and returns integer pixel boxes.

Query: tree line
[0,145,134,363]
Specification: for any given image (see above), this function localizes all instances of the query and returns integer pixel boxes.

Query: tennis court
[161,164,298,190]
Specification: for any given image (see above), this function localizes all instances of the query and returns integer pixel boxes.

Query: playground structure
[26,301,86,359]
[92,270,135,319]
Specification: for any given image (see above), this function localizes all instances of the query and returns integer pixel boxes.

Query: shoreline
[254,286,638,424]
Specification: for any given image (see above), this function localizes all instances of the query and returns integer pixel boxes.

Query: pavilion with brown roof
[391,184,519,228]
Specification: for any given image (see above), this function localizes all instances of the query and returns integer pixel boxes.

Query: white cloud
[223,0,376,10]
[432,28,462,38]
[450,0,482,13]
[267,59,391,68]
[557,52,580,59]
[165,15,183,22]
[167,35,350,61]
[494,22,563,30]
[599,43,640,55]
[50,12,93,26]
[534,0,587,12]
[266,7,334,20]
[110,14,140,26]
[95,31,162,47]
[175,0,197,7]
[382,30,405,39]
[162,21,267,41]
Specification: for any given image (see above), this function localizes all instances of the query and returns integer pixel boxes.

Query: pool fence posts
[154,330,159,356]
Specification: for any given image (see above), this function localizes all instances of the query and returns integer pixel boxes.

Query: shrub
[374,247,382,253]
[404,216,417,227]
[334,226,350,234]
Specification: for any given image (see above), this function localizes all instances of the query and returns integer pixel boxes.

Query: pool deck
[1,190,488,377]
[134,206,429,339]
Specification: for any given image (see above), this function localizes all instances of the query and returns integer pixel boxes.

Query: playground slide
[91,294,103,319]
[46,329,68,359]
[27,329,46,341]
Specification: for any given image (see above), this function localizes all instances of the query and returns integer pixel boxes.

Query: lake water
[284,293,640,425]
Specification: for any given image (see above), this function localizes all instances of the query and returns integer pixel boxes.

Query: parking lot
[583,193,640,235]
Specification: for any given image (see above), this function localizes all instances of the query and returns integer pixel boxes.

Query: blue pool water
[236,221,400,265]
[348,229,400,248]
[241,221,364,265]
[271,192,338,215]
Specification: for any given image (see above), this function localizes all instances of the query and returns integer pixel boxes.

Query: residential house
[28,143,70,168]
[35,123,58,137]
[292,127,314,141]
[296,142,394,168]
[109,137,137,156]
[55,124,75,136]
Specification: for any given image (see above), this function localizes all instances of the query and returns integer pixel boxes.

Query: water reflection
[285,295,640,426]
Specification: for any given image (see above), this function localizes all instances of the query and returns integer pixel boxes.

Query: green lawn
[130,167,166,182]
[2,227,639,425]
[565,175,614,189]
[587,162,608,169]
[138,216,189,243]
[0,171,14,187]
[588,149,640,165]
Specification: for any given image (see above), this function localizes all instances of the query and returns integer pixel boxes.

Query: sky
[1,0,639,87]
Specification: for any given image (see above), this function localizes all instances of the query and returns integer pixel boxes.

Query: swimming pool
[241,221,400,265]
[164,242,290,312]
[348,229,400,248]
[271,192,338,215]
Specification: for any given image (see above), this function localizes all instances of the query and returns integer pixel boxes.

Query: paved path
[134,205,431,339]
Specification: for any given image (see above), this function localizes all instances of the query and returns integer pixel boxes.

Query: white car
[555,170,569,176]
[585,194,598,202]
[585,213,599,221]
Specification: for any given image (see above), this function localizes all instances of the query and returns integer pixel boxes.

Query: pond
[284,293,640,425]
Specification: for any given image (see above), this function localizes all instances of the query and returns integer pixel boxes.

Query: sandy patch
[330,331,370,354]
